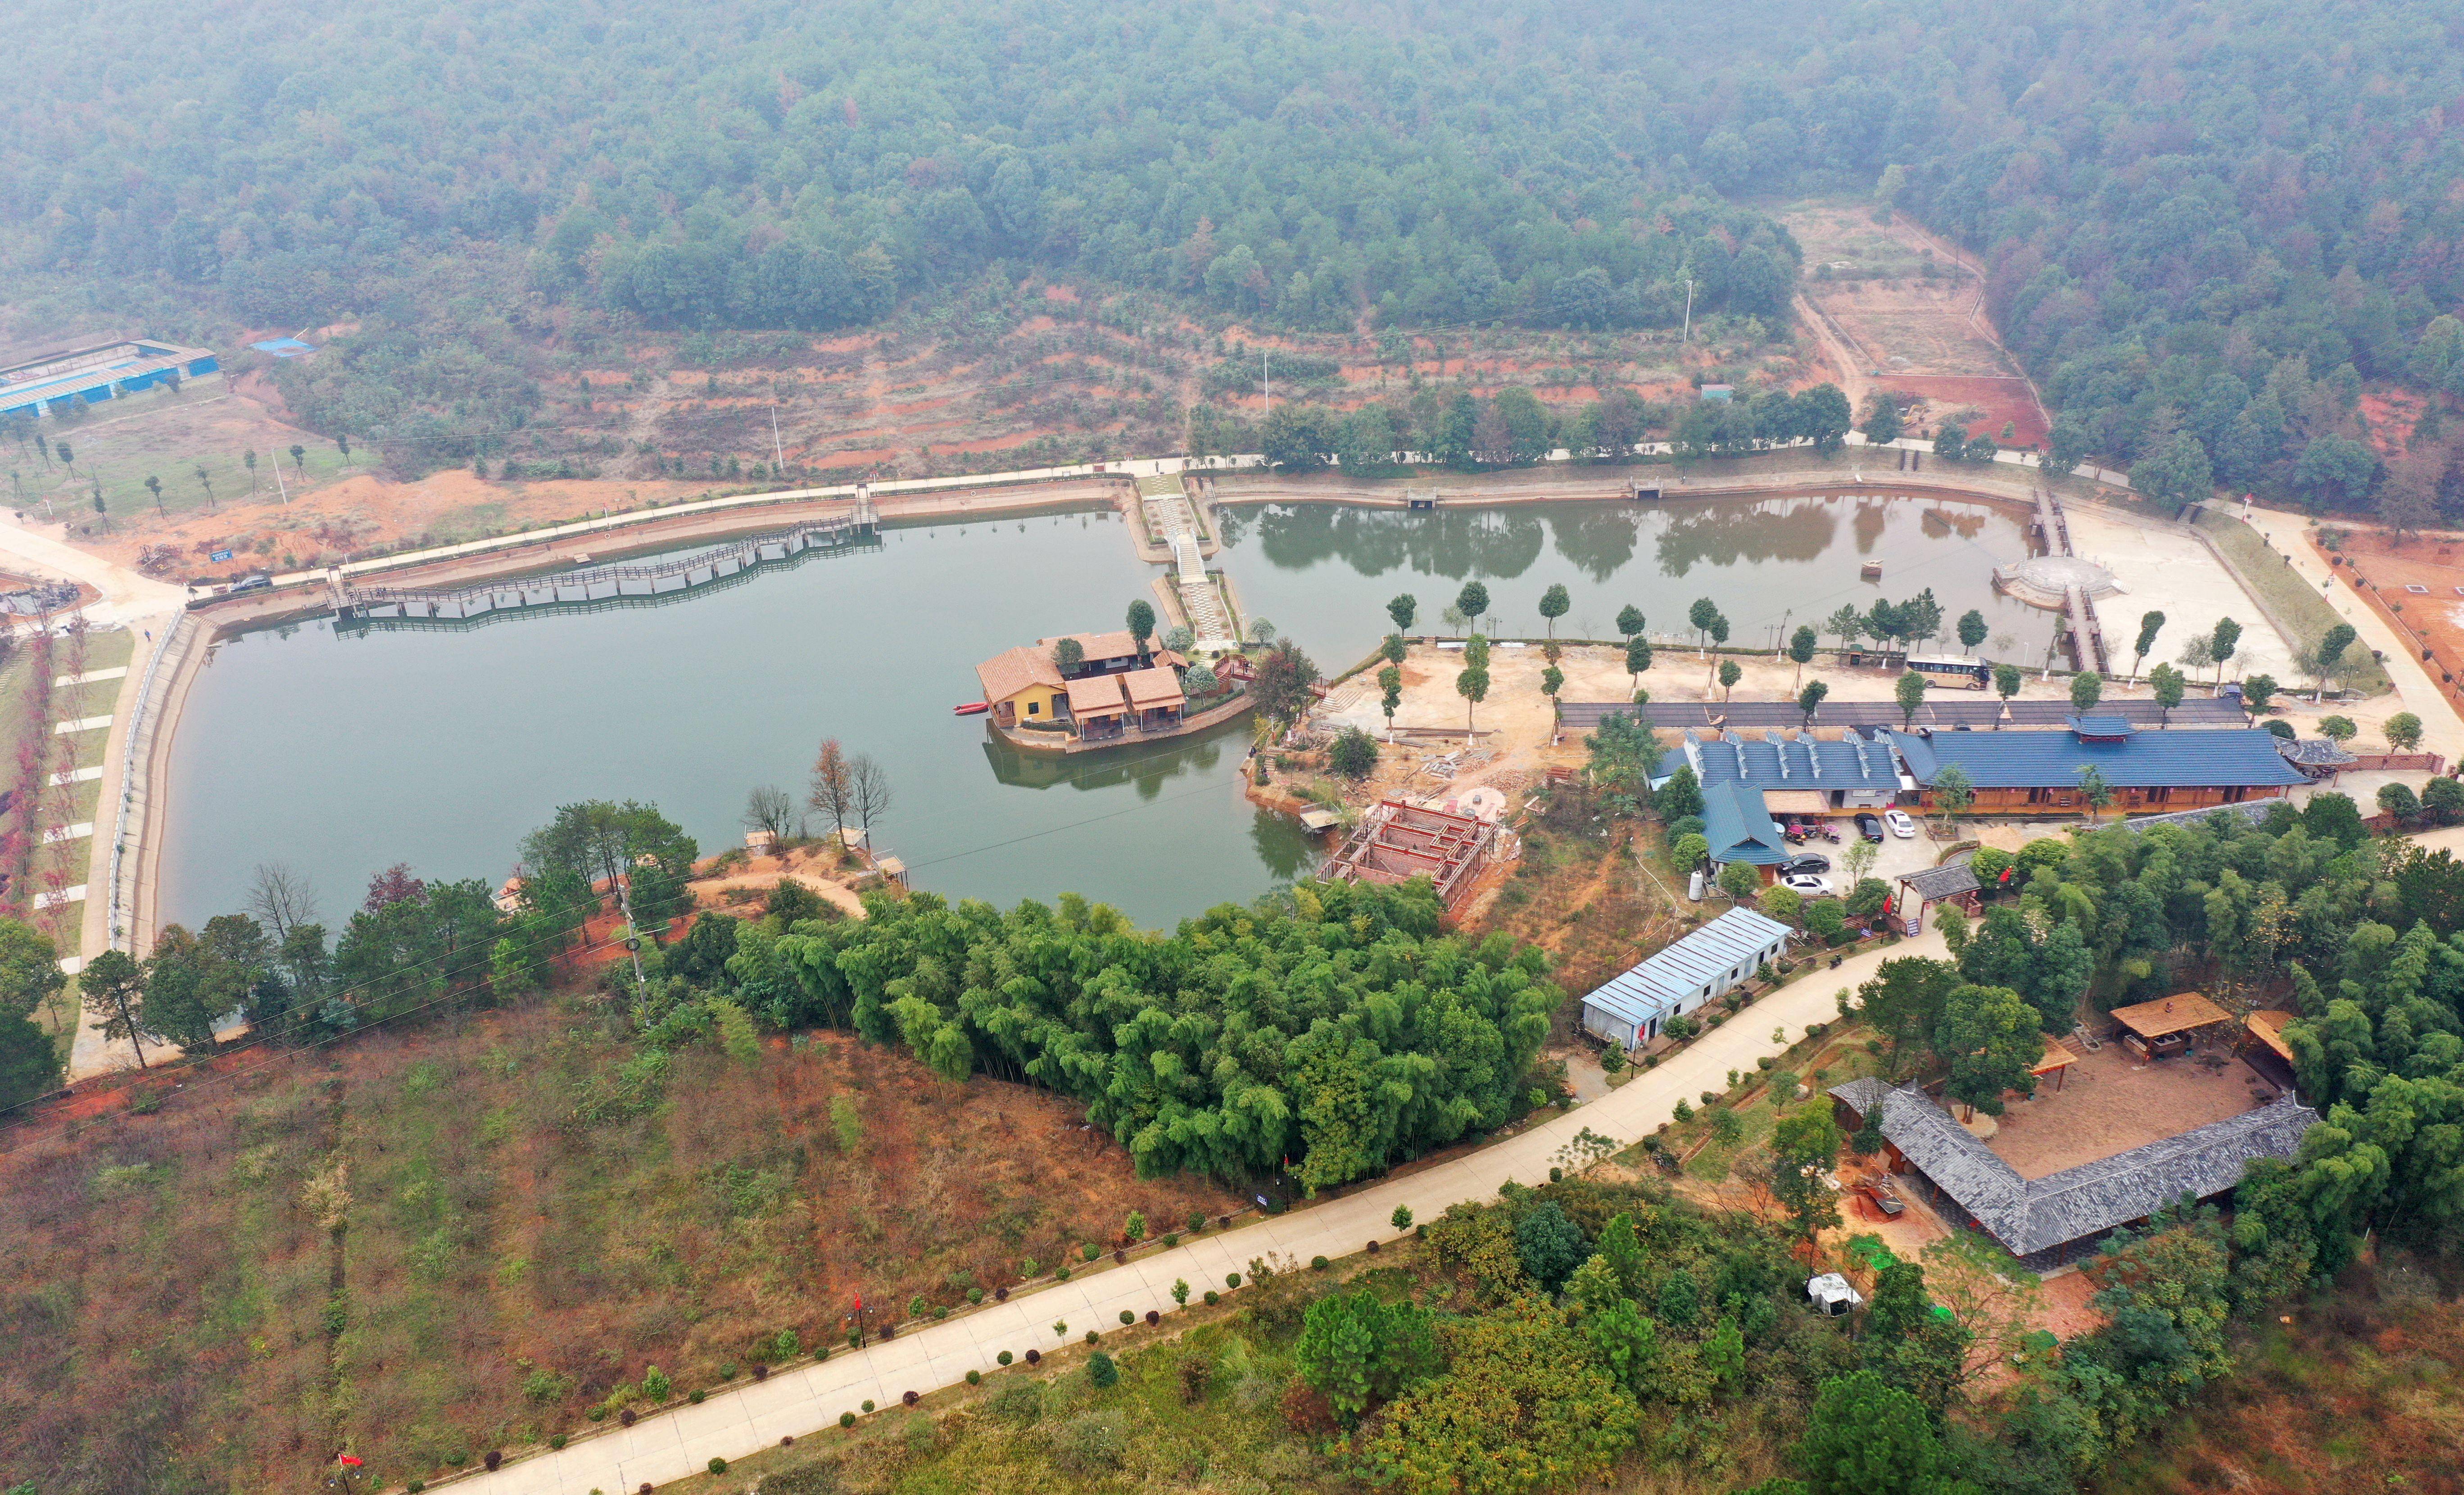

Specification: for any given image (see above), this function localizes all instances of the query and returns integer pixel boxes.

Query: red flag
[852,1290,863,1312]
[338,1454,364,1468]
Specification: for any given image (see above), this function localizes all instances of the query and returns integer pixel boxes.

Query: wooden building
[2109,992,2233,1061]
[1891,718,2306,816]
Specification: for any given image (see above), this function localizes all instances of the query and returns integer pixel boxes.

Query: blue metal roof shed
[1581,906,1794,1048]
[1891,725,2308,791]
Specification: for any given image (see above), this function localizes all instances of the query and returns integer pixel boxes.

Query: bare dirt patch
[1780,198,2043,442]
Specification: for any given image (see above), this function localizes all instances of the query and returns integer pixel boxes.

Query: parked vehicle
[1781,853,1831,876]
[230,573,273,593]
[1780,872,1832,896]
[1884,808,1918,838]
[1860,1184,1905,1218]
[1854,813,1884,842]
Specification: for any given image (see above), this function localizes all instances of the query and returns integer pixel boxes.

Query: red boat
[954,701,990,716]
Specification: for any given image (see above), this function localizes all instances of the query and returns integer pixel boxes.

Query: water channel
[162,491,2045,930]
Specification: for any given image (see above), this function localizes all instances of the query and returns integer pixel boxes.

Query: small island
[973,627,1253,755]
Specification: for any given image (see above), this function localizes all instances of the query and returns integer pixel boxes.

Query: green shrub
[965,1369,981,1385]
[1088,1350,1119,1389]
[708,1457,728,1475]
[1204,1290,1219,1305]
[1051,1411,1128,1475]
[1085,1329,1100,1344]
[1119,1309,1135,1325]
[1122,1210,1147,1243]
[1391,1205,1414,1230]
[642,1365,671,1402]
[840,1412,856,1428]
[688,1389,706,1404]
[1311,1255,1330,1271]
[989,1382,1044,1423]
[861,1400,875,1413]
[1081,1243,1101,1263]
[966,1287,984,1305]
[1055,1266,1071,1282]
[1225,1272,1241,1289]
[406,1483,425,1494]
[1186,1210,1208,1233]
[996,1350,1013,1366]
[547,1434,566,1450]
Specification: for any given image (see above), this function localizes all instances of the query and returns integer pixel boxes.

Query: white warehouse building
[1579,906,1794,1051]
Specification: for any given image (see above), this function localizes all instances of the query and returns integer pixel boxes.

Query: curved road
[456,927,1943,1495]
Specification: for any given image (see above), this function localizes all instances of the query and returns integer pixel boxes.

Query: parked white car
[1884,809,1918,839]
[1780,872,1831,896]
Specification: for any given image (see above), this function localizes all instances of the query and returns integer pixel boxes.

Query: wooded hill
[8,0,2464,500]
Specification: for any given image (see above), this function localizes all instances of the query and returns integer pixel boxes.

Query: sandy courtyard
[1987,1042,2282,1180]
[2066,506,2302,684]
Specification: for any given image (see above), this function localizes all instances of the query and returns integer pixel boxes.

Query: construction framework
[1317,799,1501,911]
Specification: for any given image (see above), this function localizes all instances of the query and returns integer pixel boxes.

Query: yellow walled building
[974,646,1069,729]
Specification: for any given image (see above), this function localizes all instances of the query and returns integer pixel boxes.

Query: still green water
[163,493,2040,929]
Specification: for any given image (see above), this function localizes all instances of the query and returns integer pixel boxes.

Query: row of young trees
[1253,382,1855,475]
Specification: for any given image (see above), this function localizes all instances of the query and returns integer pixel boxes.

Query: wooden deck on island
[990,690,1255,756]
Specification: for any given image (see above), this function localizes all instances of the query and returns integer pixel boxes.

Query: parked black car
[1781,854,1831,876]
[1853,812,1884,843]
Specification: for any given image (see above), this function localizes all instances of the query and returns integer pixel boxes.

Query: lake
[162,491,2041,930]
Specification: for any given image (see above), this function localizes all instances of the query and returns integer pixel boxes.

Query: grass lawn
[2193,507,2392,694]
[14,376,359,533]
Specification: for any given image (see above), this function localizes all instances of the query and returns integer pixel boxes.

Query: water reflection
[1250,807,1320,880]
[1234,504,1549,581]
[1653,497,1836,576]
[981,717,1238,794]
[1220,493,2054,667]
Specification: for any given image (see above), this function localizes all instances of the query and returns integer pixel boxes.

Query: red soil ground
[1891,375,2049,449]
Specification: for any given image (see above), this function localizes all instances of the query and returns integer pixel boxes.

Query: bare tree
[848,754,893,851]
[742,784,795,842]
[245,862,319,942]
[808,738,854,847]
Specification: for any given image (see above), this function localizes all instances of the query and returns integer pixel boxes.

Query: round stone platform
[1993,553,2120,609]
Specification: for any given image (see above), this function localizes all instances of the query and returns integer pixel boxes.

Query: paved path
[457,927,1943,1495]
[2238,504,2464,765]
[0,512,188,626]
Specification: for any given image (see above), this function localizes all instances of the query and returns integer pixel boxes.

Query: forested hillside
[6,0,2464,500]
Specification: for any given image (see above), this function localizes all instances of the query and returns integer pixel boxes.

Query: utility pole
[271,456,289,505]
[1682,279,1696,344]
[770,405,785,471]
[1262,349,1271,420]
[612,869,648,996]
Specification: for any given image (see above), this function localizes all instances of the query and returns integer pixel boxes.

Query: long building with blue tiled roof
[1891,719,2307,815]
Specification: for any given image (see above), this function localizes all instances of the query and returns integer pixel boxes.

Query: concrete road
[0,512,188,626]
[456,927,1943,1495]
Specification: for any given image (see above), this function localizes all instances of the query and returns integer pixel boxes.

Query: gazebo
[2109,992,2233,1061]
[2033,1034,2080,1092]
